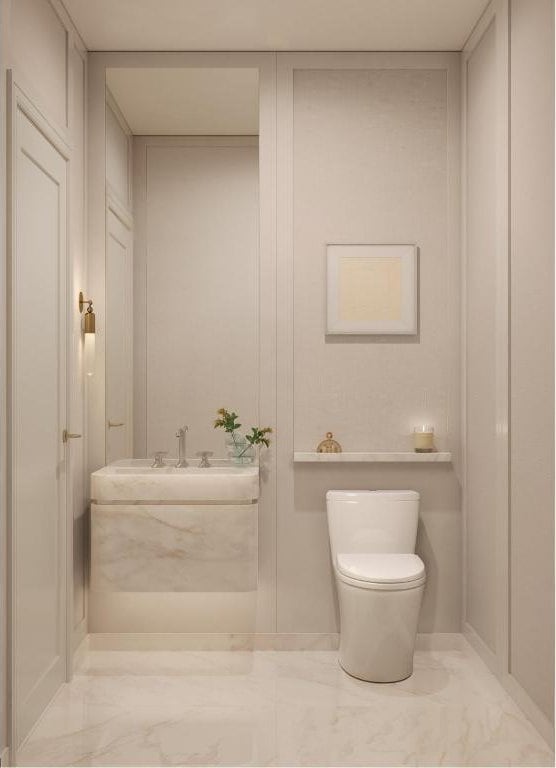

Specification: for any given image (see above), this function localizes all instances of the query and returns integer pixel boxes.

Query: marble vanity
[90,460,259,594]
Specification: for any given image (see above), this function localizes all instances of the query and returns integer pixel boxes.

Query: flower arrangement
[214,408,272,464]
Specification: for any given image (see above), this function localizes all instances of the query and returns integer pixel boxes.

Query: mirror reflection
[104,67,260,465]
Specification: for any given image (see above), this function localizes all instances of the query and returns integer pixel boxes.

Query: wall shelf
[293,451,452,463]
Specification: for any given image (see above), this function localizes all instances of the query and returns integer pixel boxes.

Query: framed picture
[326,244,418,335]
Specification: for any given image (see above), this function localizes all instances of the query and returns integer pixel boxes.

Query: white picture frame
[326,244,418,335]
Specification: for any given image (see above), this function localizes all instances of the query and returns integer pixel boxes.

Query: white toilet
[326,490,426,683]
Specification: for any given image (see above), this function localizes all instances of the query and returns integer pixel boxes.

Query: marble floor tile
[18,645,554,767]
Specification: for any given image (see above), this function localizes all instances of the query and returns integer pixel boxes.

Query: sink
[91,459,259,503]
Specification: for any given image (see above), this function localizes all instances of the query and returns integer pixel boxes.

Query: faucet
[196,451,213,468]
[152,451,168,468]
[175,425,189,467]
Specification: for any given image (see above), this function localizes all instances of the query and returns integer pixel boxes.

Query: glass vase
[225,434,255,465]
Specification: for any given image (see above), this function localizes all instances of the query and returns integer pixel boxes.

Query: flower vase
[225,434,255,465]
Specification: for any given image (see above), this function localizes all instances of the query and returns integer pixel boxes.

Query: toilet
[326,490,426,683]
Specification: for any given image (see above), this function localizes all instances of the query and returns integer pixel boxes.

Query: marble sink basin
[91,459,259,503]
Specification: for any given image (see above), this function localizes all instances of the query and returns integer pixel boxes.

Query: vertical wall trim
[462,0,510,676]
[275,54,294,633]
[0,0,11,755]
[87,55,107,476]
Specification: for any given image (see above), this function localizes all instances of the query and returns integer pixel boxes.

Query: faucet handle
[176,425,189,437]
[197,451,213,468]
[151,451,168,468]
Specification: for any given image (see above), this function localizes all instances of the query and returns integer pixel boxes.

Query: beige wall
[277,54,462,633]
[509,0,554,723]
[463,0,554,741]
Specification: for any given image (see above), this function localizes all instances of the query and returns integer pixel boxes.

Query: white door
[106,206,133,463]
[11,100,68,747]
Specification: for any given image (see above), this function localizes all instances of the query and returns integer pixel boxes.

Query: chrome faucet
[197,451,213,468]
[175,425,189,467]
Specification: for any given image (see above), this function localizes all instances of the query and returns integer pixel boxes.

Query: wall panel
[464,19,499,652]
[11,0,68,130]
[277,53,461,634]
[509,0,555,724]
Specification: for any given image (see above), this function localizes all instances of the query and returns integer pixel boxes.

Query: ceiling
[62,0,489,52]
[106,68,259,135]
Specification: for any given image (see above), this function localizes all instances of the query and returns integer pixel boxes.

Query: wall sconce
[79,291,96,377]
[79,291,96,333]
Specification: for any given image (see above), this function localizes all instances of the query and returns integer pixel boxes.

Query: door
[106,205,133,463]
[10,98,68,747]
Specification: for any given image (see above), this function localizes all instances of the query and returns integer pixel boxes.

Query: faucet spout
[175,425,189,468]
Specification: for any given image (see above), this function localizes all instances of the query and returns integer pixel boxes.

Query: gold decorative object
[317,432,342,453]
[79,291,96,334]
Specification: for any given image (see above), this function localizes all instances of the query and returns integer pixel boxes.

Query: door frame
[6,74,73,756]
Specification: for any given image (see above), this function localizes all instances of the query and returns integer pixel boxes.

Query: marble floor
[18,643,554,767]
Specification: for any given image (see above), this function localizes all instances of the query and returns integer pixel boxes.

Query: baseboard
[72,616,87,651]
[88,632,341,651]
[72,632,90,672]
[88,631,462,652]
[415,632,464,650]
[1,746,10,766]
[464,622,554,749]
[501,670,555,750]
[463,621,500,672]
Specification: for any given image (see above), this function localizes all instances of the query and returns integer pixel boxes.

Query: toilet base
[339,659,414,684]
[337,577,424,683]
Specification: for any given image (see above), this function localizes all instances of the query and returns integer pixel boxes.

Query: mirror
[104,67,260,464]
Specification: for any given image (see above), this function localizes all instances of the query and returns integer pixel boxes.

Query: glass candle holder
[413,425,434,453]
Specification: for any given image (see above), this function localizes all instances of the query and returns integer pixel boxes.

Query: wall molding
[72,632,90,673]
[88,632,340,652]
[461,0,510,674]
[87,631,463,652]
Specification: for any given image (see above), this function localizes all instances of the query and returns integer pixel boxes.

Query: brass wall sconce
[79,291,96,334]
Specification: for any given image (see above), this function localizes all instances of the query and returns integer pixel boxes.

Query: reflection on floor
[18,643,554,767]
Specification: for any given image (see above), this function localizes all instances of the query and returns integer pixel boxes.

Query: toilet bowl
[326,490,425,683]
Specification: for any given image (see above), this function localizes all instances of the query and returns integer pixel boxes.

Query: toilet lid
[336,553,425,584]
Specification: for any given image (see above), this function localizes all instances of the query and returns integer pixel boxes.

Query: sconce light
[78,291,96,333]
[79,291,96,377]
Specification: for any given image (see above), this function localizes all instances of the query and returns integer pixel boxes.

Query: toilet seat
[336,553,426,590]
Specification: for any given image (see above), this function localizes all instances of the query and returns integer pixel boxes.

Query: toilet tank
[326,490,420,560]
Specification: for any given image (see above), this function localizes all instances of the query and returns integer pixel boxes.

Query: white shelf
[294,451,452,463]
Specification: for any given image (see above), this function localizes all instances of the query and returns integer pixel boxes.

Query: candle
[413,425,434,453]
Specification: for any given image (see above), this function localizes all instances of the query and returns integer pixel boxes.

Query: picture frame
[326,243,418,335]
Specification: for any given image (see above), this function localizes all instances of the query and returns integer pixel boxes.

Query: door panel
[106,207,133,463]
[12,104,68,746]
